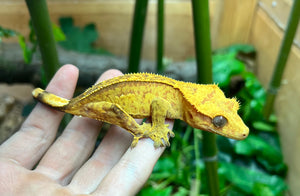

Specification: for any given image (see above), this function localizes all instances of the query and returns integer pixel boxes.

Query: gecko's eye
[212,115,227,128]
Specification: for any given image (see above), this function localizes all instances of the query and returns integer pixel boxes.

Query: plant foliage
[1,21,65,64]
[1,17,109,65]
[0,26,17,42]
[58,17,111,55]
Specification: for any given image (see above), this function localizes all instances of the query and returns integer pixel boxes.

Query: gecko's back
[66,77,185,119]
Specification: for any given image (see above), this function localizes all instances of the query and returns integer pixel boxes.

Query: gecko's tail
[32,88,70,110]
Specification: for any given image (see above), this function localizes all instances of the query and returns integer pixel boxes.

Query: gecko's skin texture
[32,73,249,148]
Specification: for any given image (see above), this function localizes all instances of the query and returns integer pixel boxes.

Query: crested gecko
[32,73,249,147]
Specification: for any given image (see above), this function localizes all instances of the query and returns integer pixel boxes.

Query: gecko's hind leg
[83,100,174,148]
[83,102,144,145]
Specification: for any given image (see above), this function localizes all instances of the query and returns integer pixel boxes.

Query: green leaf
[253,183,274,196]
[52,23,66,42]
[215,44,255,54]
[153,157,176,173]
[172,187,189,196]
[58,17,111,55]
[150,157,176,181]
[138,186,172,196]
[212,52,245,87]
[268,114,278,123]
[250,99,263,112]
[0,26,17,42]
[18,35,32,64]
[219,162,287,195]
[28,20,37,44]
[252,121,275,132]
[235,135,283,166]
[59,17,96,52]
[235,135,282,161]
[237,76,266,122]
[242,72,266,100]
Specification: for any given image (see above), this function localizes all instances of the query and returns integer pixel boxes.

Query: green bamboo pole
[25,0,60,83]
[191,0,219,195]
[263,0,300,119]
[128,0,149,73]
[192,128,201,195]
[157,0,164,73]
[191,0,213,83]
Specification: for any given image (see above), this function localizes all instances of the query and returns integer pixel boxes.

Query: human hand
[0,64,174,196]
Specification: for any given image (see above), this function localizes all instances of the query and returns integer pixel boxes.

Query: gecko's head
[206,96,249,140]
[187,99,249,140]
[182,84,249,140]
[208,111,249,140]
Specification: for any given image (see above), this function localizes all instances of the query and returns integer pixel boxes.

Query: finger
[34,117,101,185]
[67,125,134,193]
[0,65,79,169]
[35,69,125,185]
[93,120,174,196]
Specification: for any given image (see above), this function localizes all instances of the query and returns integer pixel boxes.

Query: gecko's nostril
[242,131,249,138]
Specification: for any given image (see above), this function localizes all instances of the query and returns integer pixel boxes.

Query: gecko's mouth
[207,127,249,140]
[207,127,227,137]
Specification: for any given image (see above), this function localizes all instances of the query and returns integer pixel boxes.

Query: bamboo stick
[263,0,300,119]
[25,0,60,83]
[191,0,220,195]
[128,0,149,73]
[157,0,164,73]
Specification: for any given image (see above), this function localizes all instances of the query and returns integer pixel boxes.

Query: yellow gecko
[32,73,249,147]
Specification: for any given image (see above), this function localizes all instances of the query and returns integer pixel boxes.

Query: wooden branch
[0,43,197,87]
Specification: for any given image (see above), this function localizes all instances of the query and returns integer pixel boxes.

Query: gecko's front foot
[131,122,175,148]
